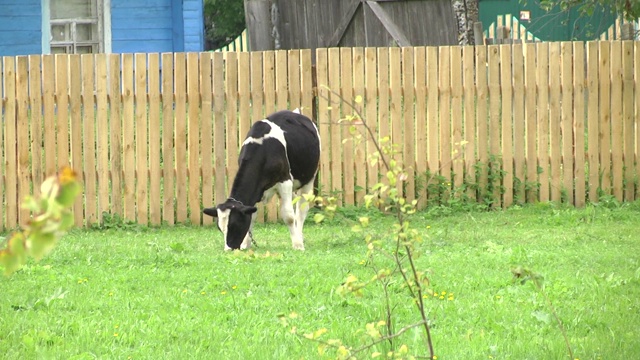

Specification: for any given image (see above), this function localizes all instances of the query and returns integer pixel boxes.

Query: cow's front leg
[276,180,304,250]
[240,212,257,250]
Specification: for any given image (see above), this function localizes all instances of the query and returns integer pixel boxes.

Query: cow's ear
[243,206,258,215]
[203,207,218,217]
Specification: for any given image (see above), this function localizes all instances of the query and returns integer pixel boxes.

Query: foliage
[204,0,246,50]
[0,167,82,276]
[537,0,640,21]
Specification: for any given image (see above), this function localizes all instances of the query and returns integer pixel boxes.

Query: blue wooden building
[0,0,204,56]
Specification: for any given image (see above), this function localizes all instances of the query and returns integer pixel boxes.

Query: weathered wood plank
[426,46,439,202]
[161,53,175,225]
[109,54,123,218]
[475,46,488,203]
[586,42,599,203]
[95,54,110,221]
[450,46,463,194]
[512,44,525,204]
[68,55,83,225]
[500,45,513,208]
[28,55,43,197]
[402,47,416,201]
[200,52,214,226]
[187,52,201,225]
[135,53,149,225]
[174,53,188,223]
[462,46,476,202]
[599,41,611,196]
[81,54,97,224]
[148,53,162,225]
[622,41,634,202]
[573,42,585,207]
[536,43,550,202]
[524,43,537,203]
[549,43,562,202]
[488,45,501,207]
[341,47,355,205]
[353,47,367,204]
[414,46,427,207]
[3,57,18,228]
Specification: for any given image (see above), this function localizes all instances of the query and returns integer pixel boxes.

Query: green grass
[1,203,640,359]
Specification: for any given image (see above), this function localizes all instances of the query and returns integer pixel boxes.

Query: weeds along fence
[1,41,639,230]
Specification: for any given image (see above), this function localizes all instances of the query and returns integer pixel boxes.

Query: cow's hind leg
[275,180,304,250]
[293,179,315,247]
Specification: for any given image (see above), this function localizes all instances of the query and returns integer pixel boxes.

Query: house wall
[111,0,203,53]
[0,0,42,56]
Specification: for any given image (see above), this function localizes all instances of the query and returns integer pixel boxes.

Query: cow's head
[203,199,257,250]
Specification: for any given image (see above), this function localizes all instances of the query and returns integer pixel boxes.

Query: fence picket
[174,53,188,223]
[200,52,214,226]
[329,48,342,205]
[561,42,574,204]
[28,55,43,197]
[0,59,4,231]
[187,52,201,225]
[390,47,403,195]
[414,47,427,207]
[3,57,17,229]
[121,54,136,222]
[524,44,537,203]
[341,47,355,205]
[316,49,331,200]
[450,47,463,194]
[587,42,600,203]
[622,41,634,201]
[135,53,149,225]
[213,52,226,206]
[549,43,562,202]
[402,47,416,201]
[500,45,514,208]
[475,46,488,203]
[462,46,476,201]
[611,41,624,201]
[250,51,265,222]
[599,42,612,195]
[536,43,550,202]
[573,43,586,207]
[17,57,30,225]
[161,53,175,225]
[636,42,640,200]
[68,55,83,225]
[148,54,161,225]
[353,47,367,205]
[512,45,525,204]
[225,52,239,195]
[109,54,123,218]
[81,54,97,224]
[488,46,501,207]
[95,54,110,221]
[426,47,439,202]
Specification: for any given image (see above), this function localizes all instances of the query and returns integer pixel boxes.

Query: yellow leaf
[354,95,363,103]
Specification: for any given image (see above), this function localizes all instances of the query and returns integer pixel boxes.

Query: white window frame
[42,0,112,54]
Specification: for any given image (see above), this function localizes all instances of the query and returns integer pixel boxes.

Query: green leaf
[28,232,57,261]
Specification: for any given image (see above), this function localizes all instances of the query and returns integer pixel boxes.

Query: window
[49,0,105,54]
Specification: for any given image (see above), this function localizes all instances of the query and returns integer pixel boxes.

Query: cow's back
[266,111,320,188]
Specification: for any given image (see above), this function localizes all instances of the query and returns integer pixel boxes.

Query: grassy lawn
[1,203,639,359]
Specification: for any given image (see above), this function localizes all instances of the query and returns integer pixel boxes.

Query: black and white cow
[203,109,320,251]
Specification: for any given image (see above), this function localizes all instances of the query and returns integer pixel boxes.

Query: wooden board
[364,48,379,195]
[389,47,403,195]
[28,55,43,196]
[263,51,277,220]
[3,57,17,228]
[475,46,488,203]
[622,41,634,202]
[352,47,367,204]
[573,43,586,207]
[341,47,355,205]
[448,47,462,196]
[161,53,175,225]
[586,42,600,203]
[187,52,201,225]
[300,49,314,119]
[377,47,391,197]
[121,54,136,222]
[16,56,30,225]
[500,45,514,208]
[174,53,188,223]
[213,52,227,206]
[225,52,239,192]
[636,42,640,200]
[561,43,575,204]
[536,43,550,202]
[414,47,427,207]
[402,47,416,201]
[147,54,161,225]
[135,53,149,225]
[488,45,501,207]
[599,42,611,195]
[462,46,476,201]
[68,55,83,225]
[316,48,331,202]
[108,54,123,218]
[0,59,5,230]
[200,52,214,226]
[250,51,265,222]
[548,43,562,203]
[512,44,525,204]
[81,54,97,224]
[524,43,537,203]
[95,54,110,221]
[610,41,623,201]
[328,48,342,204]
[426,46,439,202]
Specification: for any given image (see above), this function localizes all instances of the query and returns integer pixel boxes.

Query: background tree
[538,0,640,21]
[204,0,246,50]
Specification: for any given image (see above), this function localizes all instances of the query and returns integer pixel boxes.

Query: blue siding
[0,0,42,56]
[112,0,203,53]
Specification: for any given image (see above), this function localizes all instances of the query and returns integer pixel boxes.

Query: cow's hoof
[292,243,305,251]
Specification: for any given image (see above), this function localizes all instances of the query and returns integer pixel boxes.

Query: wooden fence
[1,41,639,230]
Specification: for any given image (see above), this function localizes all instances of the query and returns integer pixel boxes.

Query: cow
[203,109,320,251]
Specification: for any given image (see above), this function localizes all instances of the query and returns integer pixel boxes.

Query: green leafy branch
[0,167,82,276]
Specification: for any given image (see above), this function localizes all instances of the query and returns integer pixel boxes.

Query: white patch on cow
[216,208,232,251]
[242,119,287,148]
[292,108,301,114]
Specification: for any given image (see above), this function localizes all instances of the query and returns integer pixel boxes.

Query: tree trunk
[244,0,274,51]
[452,0,480,45]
